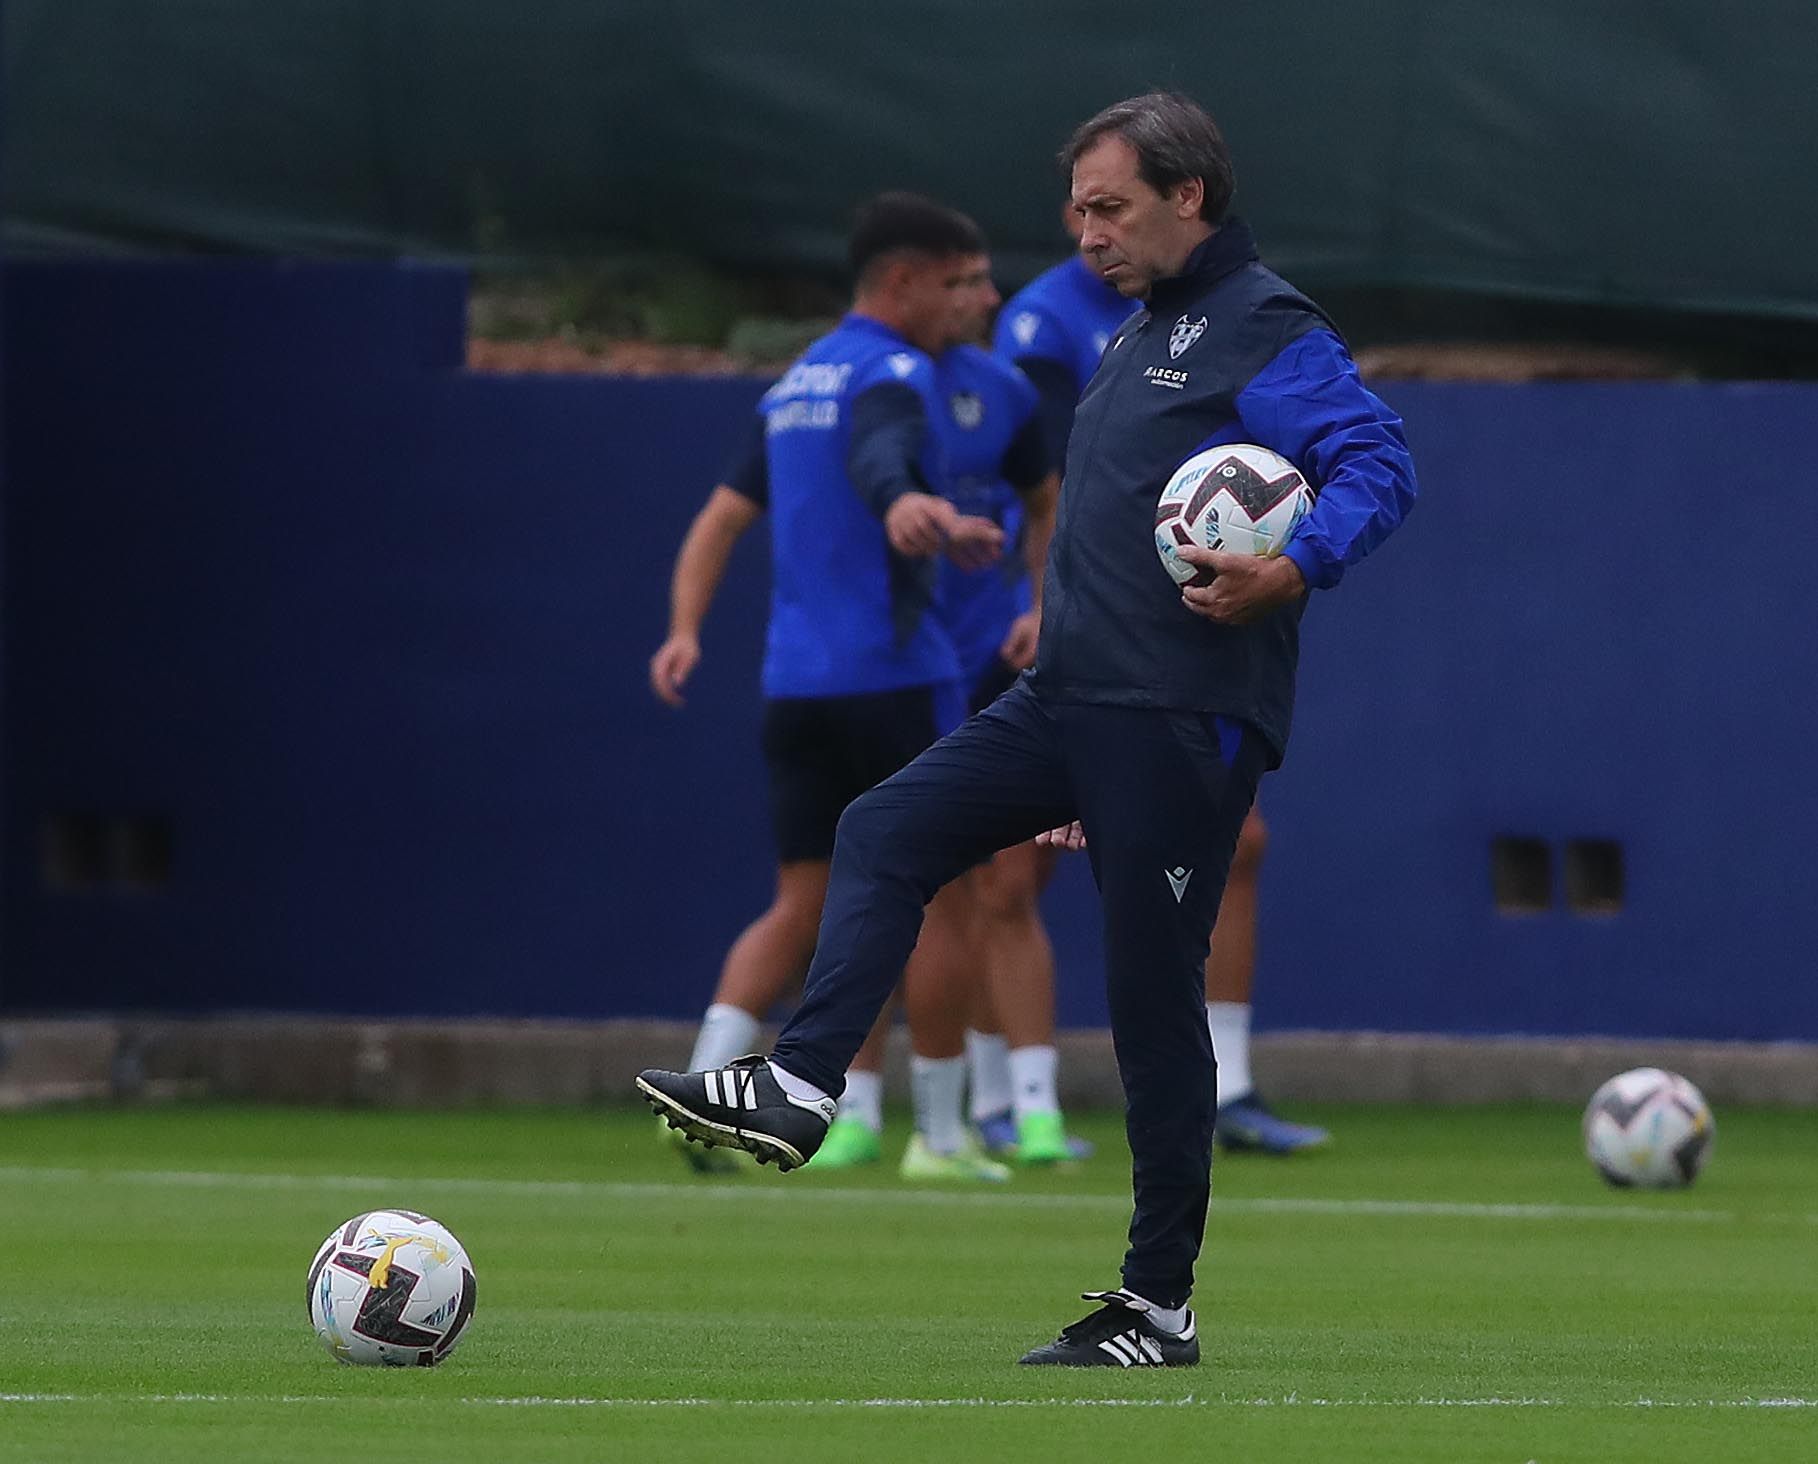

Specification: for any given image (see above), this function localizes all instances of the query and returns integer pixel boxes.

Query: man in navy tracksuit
[998,208,1333,1159]
[640,93,1417,1367]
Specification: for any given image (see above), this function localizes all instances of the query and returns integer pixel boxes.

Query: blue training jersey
[739,314,962,699]
[993,256,1139,397]
[929,345,1047,685]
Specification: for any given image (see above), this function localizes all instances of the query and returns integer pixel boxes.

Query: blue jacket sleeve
[846,381,933,517]
[1234,329,1416,591]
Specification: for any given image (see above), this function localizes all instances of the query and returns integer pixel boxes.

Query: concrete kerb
[2,1017,1814,1110]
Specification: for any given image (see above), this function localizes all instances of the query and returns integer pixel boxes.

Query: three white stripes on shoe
[1097,1330,1166,1366]
[703,1068,759,1111]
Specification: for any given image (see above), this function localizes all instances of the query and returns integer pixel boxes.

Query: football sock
[839,1070,884,1134]
[1008,1044,1060,1120]
[909,1054,969,1155]
[965,1029,1013,1121]
[689,1002,760,1074]
[1130,1293,1191,1335]
[768,1061,835,1109]
[1206,1001,1253,1107]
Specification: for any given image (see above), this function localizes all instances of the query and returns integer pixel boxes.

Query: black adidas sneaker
[636,1056,834,1172]
[1018,1290,1199,1367]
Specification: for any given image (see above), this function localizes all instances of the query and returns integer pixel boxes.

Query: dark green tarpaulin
[6,0,1817,316]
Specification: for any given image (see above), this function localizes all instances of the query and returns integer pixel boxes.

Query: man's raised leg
[638,682,1073,1168]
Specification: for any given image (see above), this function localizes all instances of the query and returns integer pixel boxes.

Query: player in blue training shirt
[648,193,1012,1182]
[932,253,1048,711]
[992,212,1329,1157]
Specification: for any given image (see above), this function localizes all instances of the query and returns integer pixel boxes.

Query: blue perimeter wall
[3,260,1813,1042]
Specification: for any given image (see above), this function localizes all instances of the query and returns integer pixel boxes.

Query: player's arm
[1015,356,1084,479]
[1180,328,1417,625]
[848,383,1003,567]
[1244,328,1417,591]
[995,301,1086,471]
[997,408,1058,669]
[1000,411,1057,602]
[1020,474,1057,595]
[650,419,766,707]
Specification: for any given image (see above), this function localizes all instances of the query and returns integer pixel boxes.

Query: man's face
[892,252,976,352]
[941,253,1001,349]
[1070,134,1207,298]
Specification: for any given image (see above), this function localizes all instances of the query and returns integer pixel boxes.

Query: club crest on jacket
[1169,315,1207,359]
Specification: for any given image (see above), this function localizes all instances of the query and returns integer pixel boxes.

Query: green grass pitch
[1,1103,1814,1462]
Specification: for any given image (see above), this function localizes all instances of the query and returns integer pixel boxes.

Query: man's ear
[879,255,919,299]
[1174,175,1205,220]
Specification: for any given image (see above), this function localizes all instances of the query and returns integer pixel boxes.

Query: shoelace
[1059,1294,1147,1344]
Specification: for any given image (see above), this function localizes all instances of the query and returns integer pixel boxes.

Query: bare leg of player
[703,860,828,1043]
[895,878,1009,1180]
[1204,815,1261,1012]
[1207,811,1330,1154]
[978,843,1058,1047]
[669,860,829,1172]
[806,880,1004,1178]
[804,1002,893,1168]
[964,979,1013,1140]
[973,842,1089,1164]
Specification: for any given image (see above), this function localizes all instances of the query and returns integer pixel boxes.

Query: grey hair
[1062,92,1236,221]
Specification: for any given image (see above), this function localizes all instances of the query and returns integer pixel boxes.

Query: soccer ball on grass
[307,1210,477,1365]
[1582,1068,1714,1189]
[1154,443,1315,585]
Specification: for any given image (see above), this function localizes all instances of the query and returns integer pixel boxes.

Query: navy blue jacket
[1029,219,1416,762]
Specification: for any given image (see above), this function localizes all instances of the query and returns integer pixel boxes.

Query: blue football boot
[1215,1092,1331,1155]
[975,1108,1096,1161]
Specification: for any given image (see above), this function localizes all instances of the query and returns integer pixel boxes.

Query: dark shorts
[966,656,1022,716]
[761,685,954,863]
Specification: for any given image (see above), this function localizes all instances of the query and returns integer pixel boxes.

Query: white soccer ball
[1154,443,1315,586]
[1582,1068,1715,1189]
[307,1210,477,1366]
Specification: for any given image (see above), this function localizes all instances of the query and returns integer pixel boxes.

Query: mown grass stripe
[2,1393,1814,1409]
[0,1165,1748,1224]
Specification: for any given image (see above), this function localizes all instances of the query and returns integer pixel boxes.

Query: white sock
[1129,1293,1191,1335]
[910,1054,969,1155]
[689,1002,760,1073]
[1008,1044,1059,1120]
[768,1061,834,1108]
[1206,1001,1253,1107]
[965,1030,1012,1121]
[839,1070,884,1133]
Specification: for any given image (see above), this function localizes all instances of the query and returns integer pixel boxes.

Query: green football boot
[1013,1109,1078,1167]
[899,1132,1012,1183]
[804,1117,884,1170]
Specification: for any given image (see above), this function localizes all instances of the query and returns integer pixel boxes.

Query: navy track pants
[770,678,1266,1307]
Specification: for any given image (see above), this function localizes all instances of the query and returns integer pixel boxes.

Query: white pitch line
[0,1165,1751,1224]
[1,1393,1813,1410]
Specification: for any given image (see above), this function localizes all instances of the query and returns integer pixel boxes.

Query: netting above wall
[5,0,1817,319]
